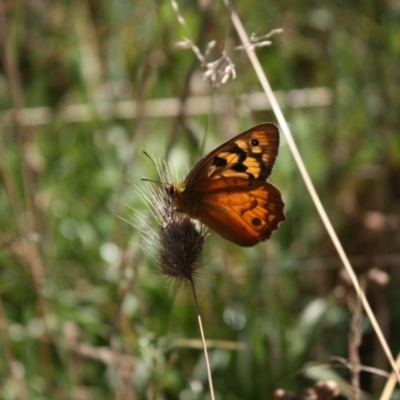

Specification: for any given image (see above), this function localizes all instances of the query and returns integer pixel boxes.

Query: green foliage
[1,0,399,399]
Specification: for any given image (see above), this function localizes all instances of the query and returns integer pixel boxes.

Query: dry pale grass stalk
[380,352,400,400]
[0,88,333,126]
[224,0,400,384]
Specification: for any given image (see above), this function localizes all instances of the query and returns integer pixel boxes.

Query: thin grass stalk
[135,175,214,398]
[0,0,56,382]
[189,278,215,400]
[223,0,400,384]
[0,288,29,400]
[379,353,400,400]
[348,293,362,400]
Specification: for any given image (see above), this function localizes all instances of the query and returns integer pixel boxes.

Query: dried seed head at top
[157,192,205,281]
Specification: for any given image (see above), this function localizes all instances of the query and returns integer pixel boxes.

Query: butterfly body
[166,123,285,246]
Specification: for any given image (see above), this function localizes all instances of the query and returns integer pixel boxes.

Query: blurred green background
[1,0,400,399]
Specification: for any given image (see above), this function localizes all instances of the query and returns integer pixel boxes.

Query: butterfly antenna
[141,177,170,185]
[143,151,157,166]
[141,151,170,185]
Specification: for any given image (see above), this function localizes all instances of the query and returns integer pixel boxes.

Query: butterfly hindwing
[197,178,285,246]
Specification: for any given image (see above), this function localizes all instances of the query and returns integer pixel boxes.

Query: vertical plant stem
[224,0,400,384]
[0,288,29,400]
[348,293,362,400]
[0,0,54,383]
[190,278,215,400]
[380,352,400,400]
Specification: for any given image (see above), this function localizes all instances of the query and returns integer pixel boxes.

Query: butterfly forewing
[185,123,280,186]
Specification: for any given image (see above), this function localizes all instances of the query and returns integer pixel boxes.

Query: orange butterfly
[166,123,285,246]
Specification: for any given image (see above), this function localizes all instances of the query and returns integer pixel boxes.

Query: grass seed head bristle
[139,160,206,283]
[157,191,205,282]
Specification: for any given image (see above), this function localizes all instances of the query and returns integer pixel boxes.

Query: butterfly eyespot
[251,217,262,226]
[251,139,259,146]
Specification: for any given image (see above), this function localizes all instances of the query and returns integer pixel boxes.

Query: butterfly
[165,123,285,246]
